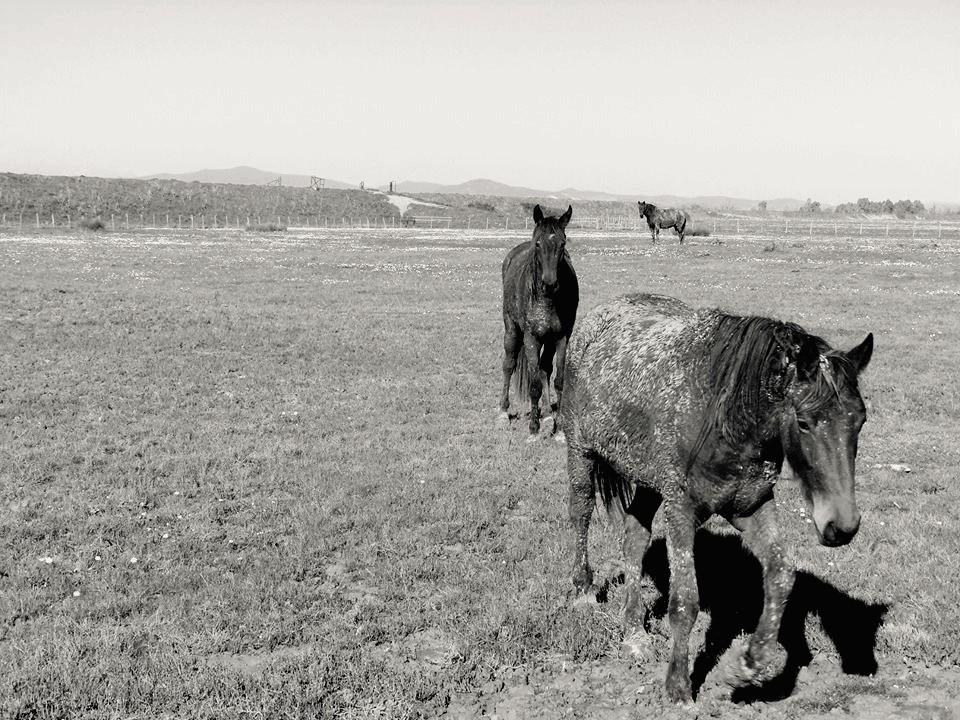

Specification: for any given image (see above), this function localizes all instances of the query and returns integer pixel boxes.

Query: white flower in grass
[130,557,138,564]
[73,590,81,597]
[94,555,101,561]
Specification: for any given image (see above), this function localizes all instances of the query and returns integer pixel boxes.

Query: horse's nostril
[822,518,858,547]
[822,521,838,544]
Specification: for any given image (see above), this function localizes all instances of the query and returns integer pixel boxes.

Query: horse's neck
[527,245,544,295]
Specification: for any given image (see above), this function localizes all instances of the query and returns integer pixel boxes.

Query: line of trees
[834,197,926,217]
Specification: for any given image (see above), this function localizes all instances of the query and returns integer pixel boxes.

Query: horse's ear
[846,333,873,374]
[533,204,544,225]
[559,205,572,229]
[795,335,821,381]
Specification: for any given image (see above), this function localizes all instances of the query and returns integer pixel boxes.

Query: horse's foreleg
[524,335,544,435]
[622,486,662,632]
[568,448,596,596]
[663,499,699,703]
[728,499,795,687]
[552,335,568,414]
[499,320,521,420]
[539,338,557,414]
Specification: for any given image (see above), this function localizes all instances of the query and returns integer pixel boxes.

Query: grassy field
[2,224,959,719]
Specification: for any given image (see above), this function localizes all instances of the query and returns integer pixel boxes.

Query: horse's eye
[797,419,811,434]
[535,241,541,248]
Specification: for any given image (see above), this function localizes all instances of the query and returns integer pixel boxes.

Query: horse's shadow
[608,528,888,701]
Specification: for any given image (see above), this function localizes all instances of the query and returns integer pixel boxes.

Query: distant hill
[398,177,803,211]
[142,166,357,190]
[139,167,804,211]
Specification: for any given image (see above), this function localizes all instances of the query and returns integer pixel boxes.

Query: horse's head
[532,204,572,296]
[781,332,874,547]
[637,201,649,217]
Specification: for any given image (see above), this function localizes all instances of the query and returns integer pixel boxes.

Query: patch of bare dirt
[443,654,960,719]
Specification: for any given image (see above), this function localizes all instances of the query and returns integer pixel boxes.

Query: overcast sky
[3,0,958,203]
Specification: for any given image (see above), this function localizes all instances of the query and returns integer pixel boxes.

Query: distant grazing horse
[562,293,873,701]
[638,201,689,245]
[499,204,579,437]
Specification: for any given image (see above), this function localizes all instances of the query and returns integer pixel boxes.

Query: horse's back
[564,293,701,456]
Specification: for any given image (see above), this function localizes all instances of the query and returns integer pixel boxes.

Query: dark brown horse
[499,204,579,438]
[562,293,873,701]
[638,201,689,245]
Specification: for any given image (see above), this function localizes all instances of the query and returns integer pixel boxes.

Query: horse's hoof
[496,410,510,424]
[554,430,567,445]
[525,432,541,444]
[571,592,599,608]
[621,630,656,662]
[719,639,757,689]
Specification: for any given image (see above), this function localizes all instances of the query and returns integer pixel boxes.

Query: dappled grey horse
[638,201,689,245]
[562,293,873,701]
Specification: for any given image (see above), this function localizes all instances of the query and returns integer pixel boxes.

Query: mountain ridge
[141,166,804,210]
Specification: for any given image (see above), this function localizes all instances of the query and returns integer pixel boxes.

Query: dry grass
[1,226,958,718]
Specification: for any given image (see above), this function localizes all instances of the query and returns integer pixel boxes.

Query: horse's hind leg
[498,319,521,420]
[726,499,795,688]
[663,499,700,703]
[622,486,662,633]
[568,448,596,596]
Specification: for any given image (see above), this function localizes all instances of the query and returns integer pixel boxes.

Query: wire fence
[1,210,958,241]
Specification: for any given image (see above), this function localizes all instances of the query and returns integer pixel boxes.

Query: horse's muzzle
[818,515,861,547]
[541,280,558,296]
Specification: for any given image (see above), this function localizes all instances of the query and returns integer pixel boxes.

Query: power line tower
[265,176,282,187]
[311,176,325,213]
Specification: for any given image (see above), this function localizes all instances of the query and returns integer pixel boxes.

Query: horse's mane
[687,313,859,469]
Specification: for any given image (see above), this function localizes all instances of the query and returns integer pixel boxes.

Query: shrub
[245,223,286,232]
[687,225,710,237]
[468,201,496,213]
[78,217,105,231]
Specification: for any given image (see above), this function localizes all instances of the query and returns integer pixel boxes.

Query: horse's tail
[677,211,688,233]
[593,457,634,515]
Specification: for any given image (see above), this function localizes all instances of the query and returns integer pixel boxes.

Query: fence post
[191,215,195,229]
[505,217,509,230]
[912,222,916,239]
[36,212,40,228]
[859,223,863,236]
[486,217,489,230]
[111,214,115,230]
[885,222,889,237]
[51,214,55,227]
[938,222,942,240]
[736,219,740,235]
[809,222,812,237]
[126,212,129,228]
